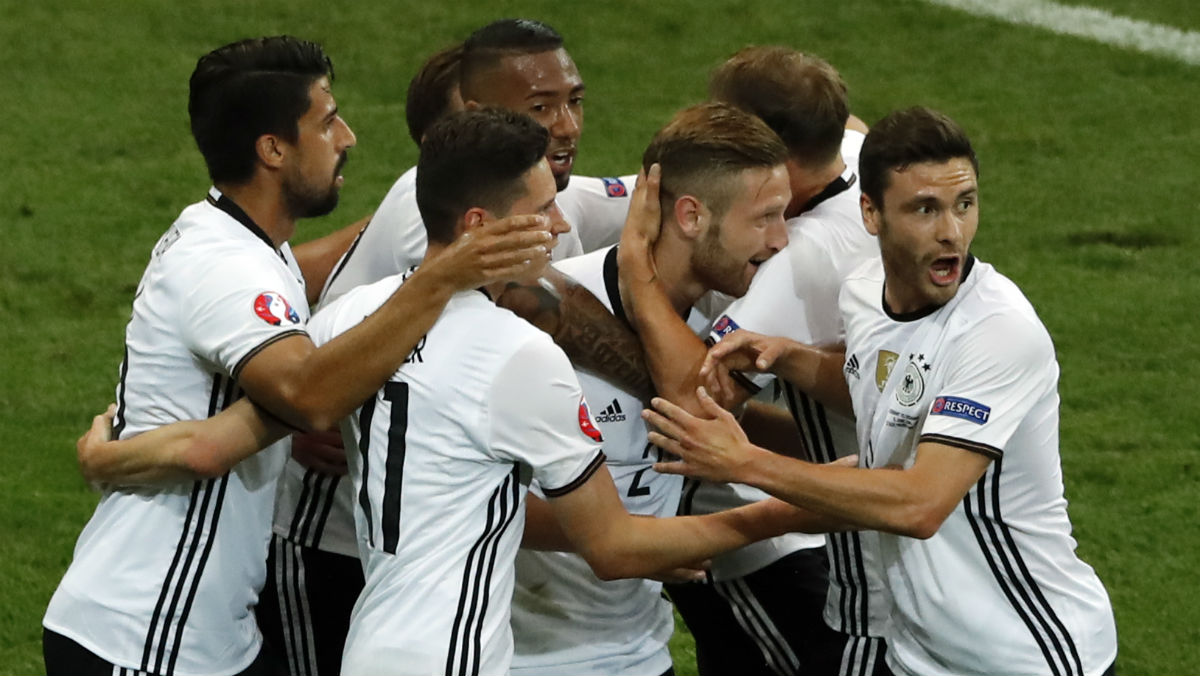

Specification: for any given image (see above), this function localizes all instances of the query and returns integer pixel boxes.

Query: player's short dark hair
[709,46,848,168]
[416,108,550,244]
[188,36,334,185]
[405,43,464,145]
[642,102,789,220]
[859,107,980,207]
[459,19,564,100]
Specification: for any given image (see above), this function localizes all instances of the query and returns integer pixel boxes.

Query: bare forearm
[80,401,288,485]
[262,268,454,430]
[771,342,853,416]
[735,446,935,538]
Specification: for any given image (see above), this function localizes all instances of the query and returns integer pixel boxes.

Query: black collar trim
[206,187,278,253]
[602,246,692,330]
[602,246,633,330]
[800,167,856,214]
[882,254,976,322]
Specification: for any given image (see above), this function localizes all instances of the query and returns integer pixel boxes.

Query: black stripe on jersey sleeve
[919,433,1002,460]
[541,451,607,498]
[231,329,309,380]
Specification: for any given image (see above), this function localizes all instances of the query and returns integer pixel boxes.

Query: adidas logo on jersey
[844,354,861,379]
[594,398,627,423]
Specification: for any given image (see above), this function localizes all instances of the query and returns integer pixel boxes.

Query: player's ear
[463,99,481,111]
[256,134,286,170]
[456,207,489,239]
[861,193,881,236]
[673,194,707,239]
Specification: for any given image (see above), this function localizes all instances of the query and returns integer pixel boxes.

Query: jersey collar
[799,164,857,214]
[882,254,977,322]
[206,187,280,254]
[602,245,692,331]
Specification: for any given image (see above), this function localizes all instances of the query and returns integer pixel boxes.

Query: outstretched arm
[239,214,555,432]
[645,388,990,539]
[78,399,288,486]
[545,462,821,580]
[701,328,853,416]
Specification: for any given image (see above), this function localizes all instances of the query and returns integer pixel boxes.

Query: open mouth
[547,147,575,173]
[930,255,961,286]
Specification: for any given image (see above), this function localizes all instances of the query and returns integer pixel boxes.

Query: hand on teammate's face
[432,215,554,290]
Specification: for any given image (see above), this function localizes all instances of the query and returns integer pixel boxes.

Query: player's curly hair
[188,36,333,185]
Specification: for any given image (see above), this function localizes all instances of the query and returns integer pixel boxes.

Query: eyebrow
[525,83,587,100]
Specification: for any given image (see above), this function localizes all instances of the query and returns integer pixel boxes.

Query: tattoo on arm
[497,273,654,401]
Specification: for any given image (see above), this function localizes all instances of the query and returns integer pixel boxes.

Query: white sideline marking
[922,0,1200,65]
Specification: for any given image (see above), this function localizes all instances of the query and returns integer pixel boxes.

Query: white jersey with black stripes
[303,275,606,676]
[271,169,629,558]
[839,256,1116,676]
[510,246,693,676]
[44,188,306,676]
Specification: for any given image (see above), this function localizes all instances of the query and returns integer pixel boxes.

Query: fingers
[477,214,550,236]
[830,454,859,468]
[695,386,723,415]
[641,400,690,446]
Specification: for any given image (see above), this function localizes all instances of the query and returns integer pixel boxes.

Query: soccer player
[77,107,808,676]
[623,47,883,676]
[644,107,1118,676]
[258,22,648,675]
[510,101,790,676]
[44,36,551,676]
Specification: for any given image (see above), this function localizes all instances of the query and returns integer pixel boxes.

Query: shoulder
[950,263,1055,361]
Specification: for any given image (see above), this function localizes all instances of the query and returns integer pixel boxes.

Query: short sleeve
[920,312,1057,459]
[488,334,606,496]
[556,174,635,253]
[180,251,308,378]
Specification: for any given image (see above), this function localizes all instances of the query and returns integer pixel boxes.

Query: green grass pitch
[2,0,1198,673]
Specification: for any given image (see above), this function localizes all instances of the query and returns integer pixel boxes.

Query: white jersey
[840,256,1116,676]
[555,174,635,252]
[272,170,628,557]
[303,276,606,676]
[511,246,693,676]
[44,188,304,675]
[692,130,868,584]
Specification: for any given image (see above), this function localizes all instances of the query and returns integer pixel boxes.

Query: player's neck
[650,233,706,315]
[216,180,295,249]
[784,155,846,219]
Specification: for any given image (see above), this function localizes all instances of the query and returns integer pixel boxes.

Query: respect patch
[930,396,991,424]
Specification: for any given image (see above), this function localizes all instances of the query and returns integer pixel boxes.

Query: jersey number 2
[357,381,409,555]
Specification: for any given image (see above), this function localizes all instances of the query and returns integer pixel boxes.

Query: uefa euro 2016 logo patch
[712,315,740,339]
[577,397,604,443]
[931,396,991,424]
[253,292,301,326]
[601,177,627,198]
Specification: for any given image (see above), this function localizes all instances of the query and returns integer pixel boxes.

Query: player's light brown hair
[709,46,848,168]
[641,102,789,220]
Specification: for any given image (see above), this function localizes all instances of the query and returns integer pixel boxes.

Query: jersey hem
[231,329,308,379]
[40,618,261,676]
[919,433,1002,460]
